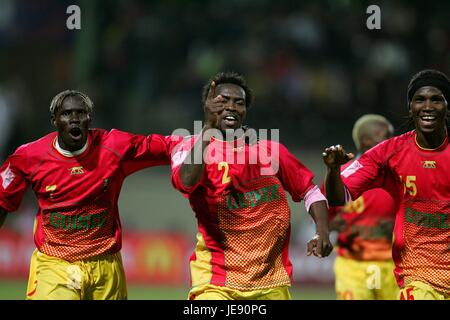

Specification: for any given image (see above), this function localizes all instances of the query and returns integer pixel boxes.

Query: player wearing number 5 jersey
[171,72,333,300]
[0,90,181,299]
[323,70,450,300]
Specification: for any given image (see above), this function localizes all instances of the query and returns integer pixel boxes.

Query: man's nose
[224,100,236,110]
[69,112,81,122]
[423,99,434,110]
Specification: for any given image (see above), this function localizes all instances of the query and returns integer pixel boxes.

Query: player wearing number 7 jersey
[171,72,333,300]
[323,69,450,300]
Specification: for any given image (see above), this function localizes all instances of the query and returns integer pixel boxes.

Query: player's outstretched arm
[306,200,333,258]
[178,81,224,187]
[0,207,7,228]
[322,144,354,206]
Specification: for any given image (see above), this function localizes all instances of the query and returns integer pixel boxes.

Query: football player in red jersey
[0,90,181,299]
[171,72,333,300]
[323,69,450,300]
[326,114,398,300]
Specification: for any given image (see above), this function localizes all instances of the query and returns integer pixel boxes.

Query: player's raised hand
[306,232,333,258]
[322,144,354,169]
[204,81,225,129]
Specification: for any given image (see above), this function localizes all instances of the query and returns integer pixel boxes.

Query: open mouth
[223,114,239,128]
[69,127,83,140]
[419,115,437,127]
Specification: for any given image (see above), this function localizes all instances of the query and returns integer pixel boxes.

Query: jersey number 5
[400,175,417,196]
[218,162,231,184]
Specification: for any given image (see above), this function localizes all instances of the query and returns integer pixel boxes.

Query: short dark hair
[407,69,450,108]
[50,90,94,116]
[202,72,253,108]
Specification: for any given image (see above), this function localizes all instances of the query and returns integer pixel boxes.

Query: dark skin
[306,201,333,258]
[322,144,354,207]
[409,86,448,149]
[51,96,91,152]
[179,82,246,189]
[0,97,92,228]
[323,85,448,206]
[180,81,332,258]
[329,122,393,231]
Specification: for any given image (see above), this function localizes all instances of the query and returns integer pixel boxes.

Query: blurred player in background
[0,90,180,300]
[170,72,333,300]
[326,114,398,300]
[323,69,450,300]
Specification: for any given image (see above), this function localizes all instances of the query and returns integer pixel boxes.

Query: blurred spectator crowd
[0,0,449,159]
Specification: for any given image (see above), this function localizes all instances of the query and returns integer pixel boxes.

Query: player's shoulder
[175,135,196,147]
[256,139,287,150]
[384,130,414,154]
[98,128,124,139]
[14,132,57,157]
[253,140,297,161]
[151,133,185,145]
[182,134,196,141]
[388,131,414,147]
[368,130,414,157]
[101,128,179,140]
[95,128,137,146]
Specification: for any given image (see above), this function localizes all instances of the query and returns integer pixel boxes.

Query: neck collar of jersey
[210,134,245,145]
[414,129,448,152]
[53,135,89,157]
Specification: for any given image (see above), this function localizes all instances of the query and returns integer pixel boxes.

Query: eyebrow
[220,93,245,99]
[414,92,444,98]
[60,107,88,113]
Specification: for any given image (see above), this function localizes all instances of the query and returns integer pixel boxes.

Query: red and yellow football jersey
[328,160,397,261]
[171,136,316,291]
[0,129,180,261]
[341,130,450,294]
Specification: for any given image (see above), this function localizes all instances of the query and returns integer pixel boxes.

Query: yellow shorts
[26,249,127,300]
[399,281,450,300]
[334,255,399,300]
[189,284,291,300]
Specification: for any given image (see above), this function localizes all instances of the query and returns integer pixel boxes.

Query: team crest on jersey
[45,185,57,192]
[70,166,84,175]
[46,185,57,199]
[422,160,436,169]
[0,163,15,189]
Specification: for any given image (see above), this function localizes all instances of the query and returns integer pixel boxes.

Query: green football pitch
[0,279,334,300]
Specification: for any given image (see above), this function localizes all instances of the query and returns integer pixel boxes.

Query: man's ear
[360,135,371,151]
[50,114,56,127]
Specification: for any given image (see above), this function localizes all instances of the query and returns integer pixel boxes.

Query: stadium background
[0,0,448,299]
